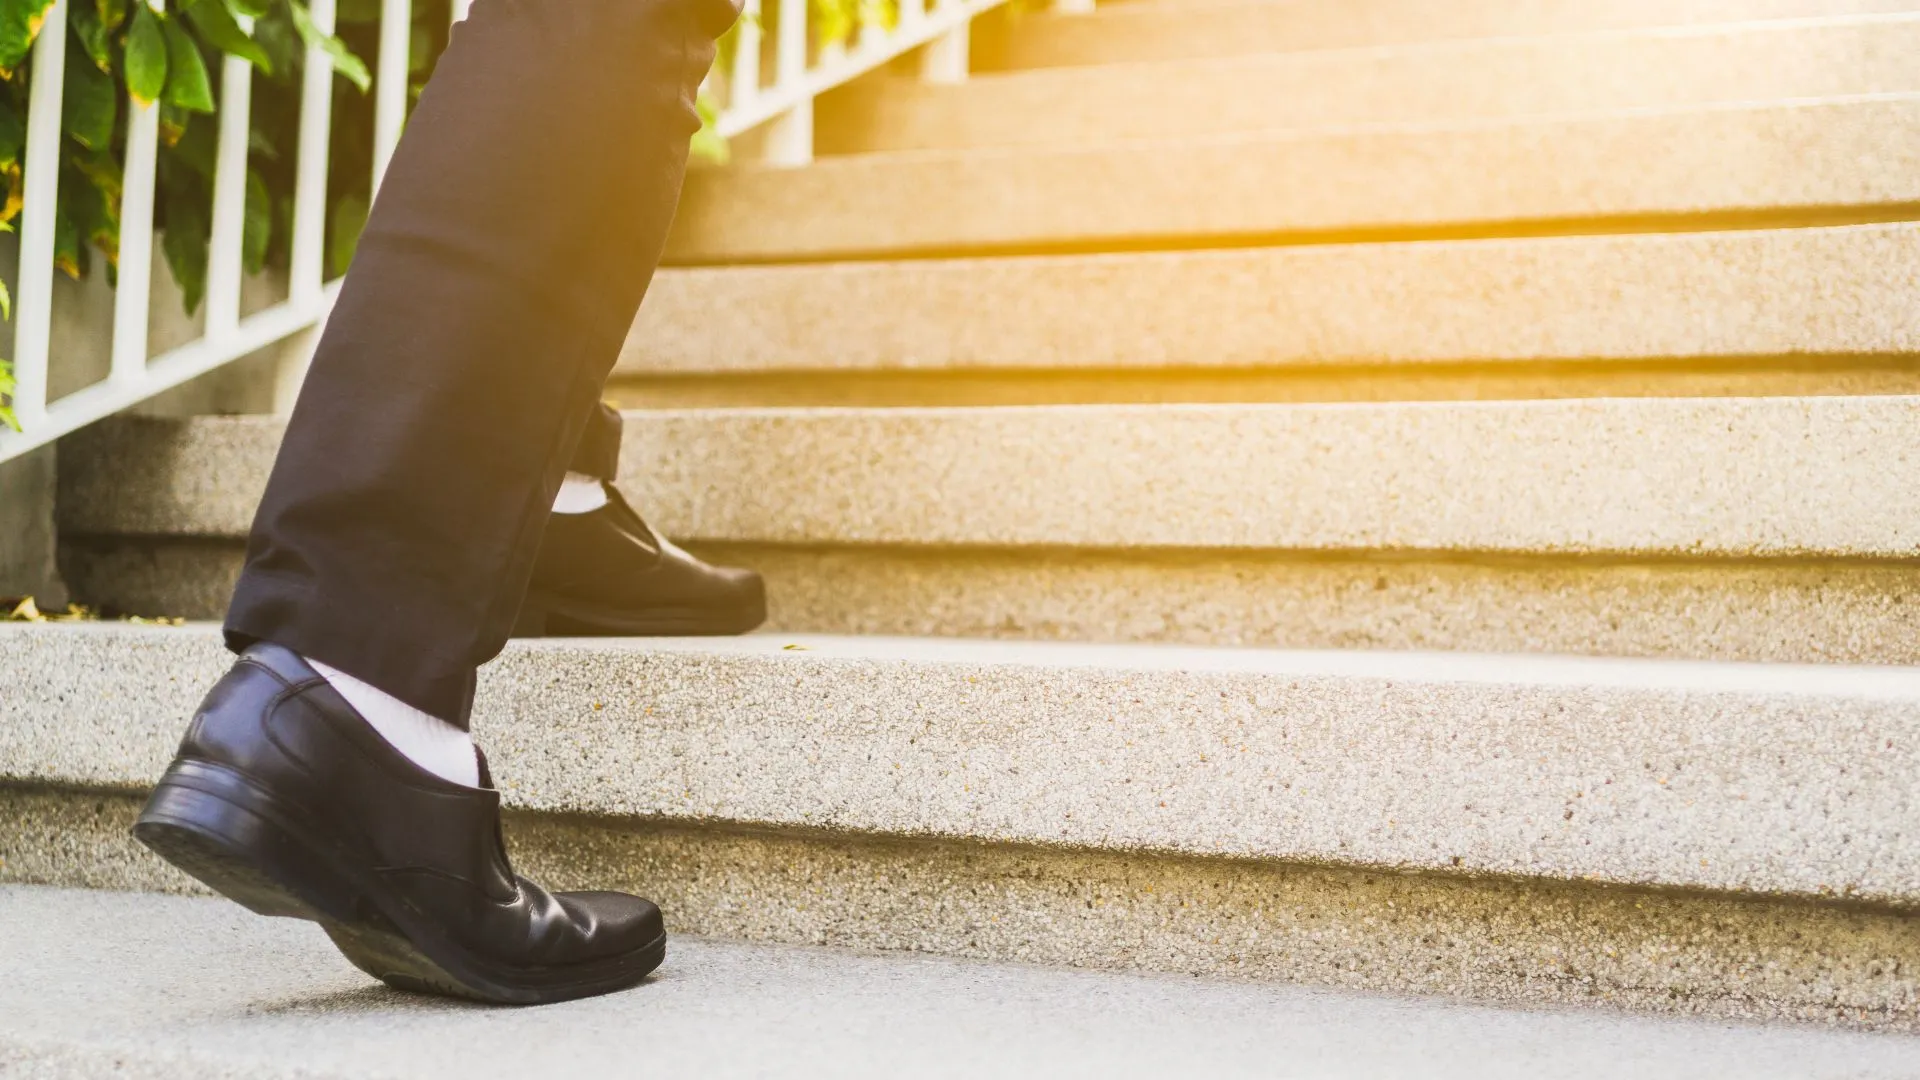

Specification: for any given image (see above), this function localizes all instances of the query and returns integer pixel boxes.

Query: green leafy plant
[0,0,403,431]
[0,0,869,433]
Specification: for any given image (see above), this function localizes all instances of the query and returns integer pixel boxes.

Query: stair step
[669,95,1920,264]
[974,0,1920,70]
[7,625,1920,1028]
[625,223,1920,397]
[7,885,1916,1079]
[825,15,1920,154]
[11,624,1920,901]
[57,533,1920,666]
[55,400,1920,663]
[60,400,1920,557]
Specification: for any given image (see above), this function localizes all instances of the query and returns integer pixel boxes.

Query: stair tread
[58,398,1920,559]
[628,223,1920,378]
[6,622,1919,905]
[5,884,1912,1079]
[824,14,1920,153]
[669,94,1920,263]
[976,0,1920,70]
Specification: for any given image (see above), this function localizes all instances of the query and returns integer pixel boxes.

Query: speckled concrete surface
[56,539,1920,667]
[8,798,1920,1032]
[53,397,1920,556]
[826,16,1920,153]
[975,0,1920,70]
[626,223,1920,376]
[5,624,1920,906]
[667,95,1920,262]
[8,886,1920,1076]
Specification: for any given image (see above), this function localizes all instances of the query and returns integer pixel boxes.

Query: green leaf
[241,166,268,274]
[61,35,116,149]
[288,0,368,91]
[161,185,208,312]
[0,403,18,432]
[408,16,429,74]
[158,102,189,145]
[69,145,121,203]
[167,111,216,175]
[0,0,56,75]
[689,92,727,166]
[66,159,119,265]
[0,279,12,320]
[0,161,21,225]
[0,359,14,393]
[183,0,269,72]
[812,0,855,47]
[0,101,24,168]
[95,0,126,33]
[326,191,365,278]
[225,0,268,17]
[53,203,82,279]
[160,14,215,112]
[250,5,298,82]
[69,0,111,71]
[246,124,278,161]
[858,0,896,32]
[125,3,168,106]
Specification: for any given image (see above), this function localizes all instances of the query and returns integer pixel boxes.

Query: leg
[225,0,738,725]
[569,402,627,484]
[524,401,769,637]
[134,0,738,1004]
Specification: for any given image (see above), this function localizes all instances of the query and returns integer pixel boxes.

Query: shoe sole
[512,588,767,638]
[132,758,665,1005]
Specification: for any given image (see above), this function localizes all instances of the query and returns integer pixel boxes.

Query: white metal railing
[0,0,1092,464]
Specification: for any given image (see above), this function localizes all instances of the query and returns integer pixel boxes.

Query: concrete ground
[3,885,1919,1078]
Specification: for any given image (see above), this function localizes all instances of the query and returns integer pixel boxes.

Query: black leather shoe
[132,643,665,1004]
[516,483,766,637]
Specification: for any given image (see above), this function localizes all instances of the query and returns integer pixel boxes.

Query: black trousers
[224,0,737,727]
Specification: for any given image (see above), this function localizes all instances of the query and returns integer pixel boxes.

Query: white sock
[307,658,480,787]
[552,472,609,515]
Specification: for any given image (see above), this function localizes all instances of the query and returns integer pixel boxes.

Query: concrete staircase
[8,0,1920,1061]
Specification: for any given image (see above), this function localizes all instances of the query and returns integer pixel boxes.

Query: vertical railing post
[289,0,335,304]
[920,21,967,84]
[111,0,165,387]
[204,15,256,339]
[729,0,762,112]
[762,0,811,165]
[279,0,337,411]
[12,0,70,432]
[370,0,411,190]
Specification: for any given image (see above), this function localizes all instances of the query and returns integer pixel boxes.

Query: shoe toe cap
[558,890,664,954]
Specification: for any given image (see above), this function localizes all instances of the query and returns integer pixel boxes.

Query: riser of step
[974,0,1920,70]
[10,795,1920,1034]
[6,626,1920,1029]
[59,400,1920,558]
[824,16,1920,154]
[6,885,1917,1077]
[61,541,1920,666]
[670,97,1920,264]
[626,224,1920,380]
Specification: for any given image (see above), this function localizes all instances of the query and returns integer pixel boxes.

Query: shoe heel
[133,759,360,923]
